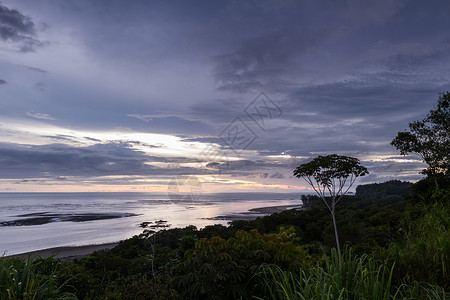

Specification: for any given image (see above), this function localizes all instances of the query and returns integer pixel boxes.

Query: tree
[293,154,368,264]
[391,92,450,187]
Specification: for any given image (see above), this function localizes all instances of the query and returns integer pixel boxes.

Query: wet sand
[0,212,138,227]
[7,242,118,261]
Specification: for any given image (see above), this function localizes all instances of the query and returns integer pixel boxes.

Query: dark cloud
[367,161,425,174]
[358,173,424,184]
[0,3,43,52]
[41,135,79,143]
[0,79,6,85]
[0,142,202,179]
[213,27,316,93]
[270,172,285,179]
[26,66,47,73]
[260,172,285,179]
[210,0,407,93]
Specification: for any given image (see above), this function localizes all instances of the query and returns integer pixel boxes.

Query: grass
[0,255,76,300]
[256,247,449,300]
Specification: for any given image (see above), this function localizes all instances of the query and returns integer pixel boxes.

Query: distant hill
[355,180,412,198]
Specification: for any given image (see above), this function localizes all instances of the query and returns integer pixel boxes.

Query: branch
[335,179,345,204]
[303,175,332,213]
[336,174,354,204]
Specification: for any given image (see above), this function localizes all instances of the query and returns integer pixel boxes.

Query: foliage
[257,248,450,300]
[257,247,398,300]
[391,92,450,180]
[175,227,310,299]
[355,180,412,198]
[0,256,76,300]
[293,154,369,202]
[380,203,450,289]
[406,174,450,203]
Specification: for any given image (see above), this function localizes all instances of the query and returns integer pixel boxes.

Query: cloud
[41,134,80,143]
[270,172,285,179]
[0,3,43,52]
[210,0,406,93]
[206,159,283,173]
[212,27,315,93]
[127,114,153,122]
[0,142,204,179]
[26,66,47,73]
[26,112,55,120]
[0,79,6,85]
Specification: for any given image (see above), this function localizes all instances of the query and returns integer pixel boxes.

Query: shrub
[175,227,310,299]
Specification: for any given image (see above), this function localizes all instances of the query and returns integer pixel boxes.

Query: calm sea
[0,192,301,255]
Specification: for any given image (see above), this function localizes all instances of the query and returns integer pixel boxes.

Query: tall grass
[256,247,449,300]
[384,203,450,288]
[0,255,76,300]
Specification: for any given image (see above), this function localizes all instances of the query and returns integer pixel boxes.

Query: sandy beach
[8,242,118,262]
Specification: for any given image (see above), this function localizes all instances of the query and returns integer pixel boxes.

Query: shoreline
[6,242,118,262]
[209,203,305,221]
[3,203,303,261]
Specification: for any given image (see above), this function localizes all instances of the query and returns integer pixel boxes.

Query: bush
[175,227,311,299]
[382,203,450,289]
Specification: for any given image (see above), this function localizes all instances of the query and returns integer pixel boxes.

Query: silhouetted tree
[293,154,368,264]
[392,92,450,187]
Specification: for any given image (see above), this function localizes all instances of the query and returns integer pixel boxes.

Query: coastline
[4,203,303,261]
[7,242,119,262]
[210,203,305,221]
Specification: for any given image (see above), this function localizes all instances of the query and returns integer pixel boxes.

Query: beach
[5,203,303,261]
[9,243,118,261]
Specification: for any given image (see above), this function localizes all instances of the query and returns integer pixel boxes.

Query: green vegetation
[257,248,448,300]
[0,256,76,299]
[176,227,310,299]
[355,180,412,198]
[1,93,448,298]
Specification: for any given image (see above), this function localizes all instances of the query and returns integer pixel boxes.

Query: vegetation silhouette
[392,91,450,187]
[293,154,368,265]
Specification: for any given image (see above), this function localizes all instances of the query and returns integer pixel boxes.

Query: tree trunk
[331,202,342,265]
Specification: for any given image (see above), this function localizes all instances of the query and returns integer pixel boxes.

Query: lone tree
[293,154,368,264]
[391,92,449,187]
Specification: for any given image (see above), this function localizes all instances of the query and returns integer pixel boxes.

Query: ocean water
[0,192,301,255]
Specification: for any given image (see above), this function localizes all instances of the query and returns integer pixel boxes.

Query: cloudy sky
[0,0,448,193]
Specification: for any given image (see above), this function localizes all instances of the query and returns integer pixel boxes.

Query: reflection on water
[0,192,301,255]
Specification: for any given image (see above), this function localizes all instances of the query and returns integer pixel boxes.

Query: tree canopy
[391,92,450,179]
[293,154,369,206]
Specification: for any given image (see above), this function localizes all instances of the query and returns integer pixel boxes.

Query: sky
[0,0,449,193]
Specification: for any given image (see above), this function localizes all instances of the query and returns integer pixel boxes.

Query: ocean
[0,192,301,255]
